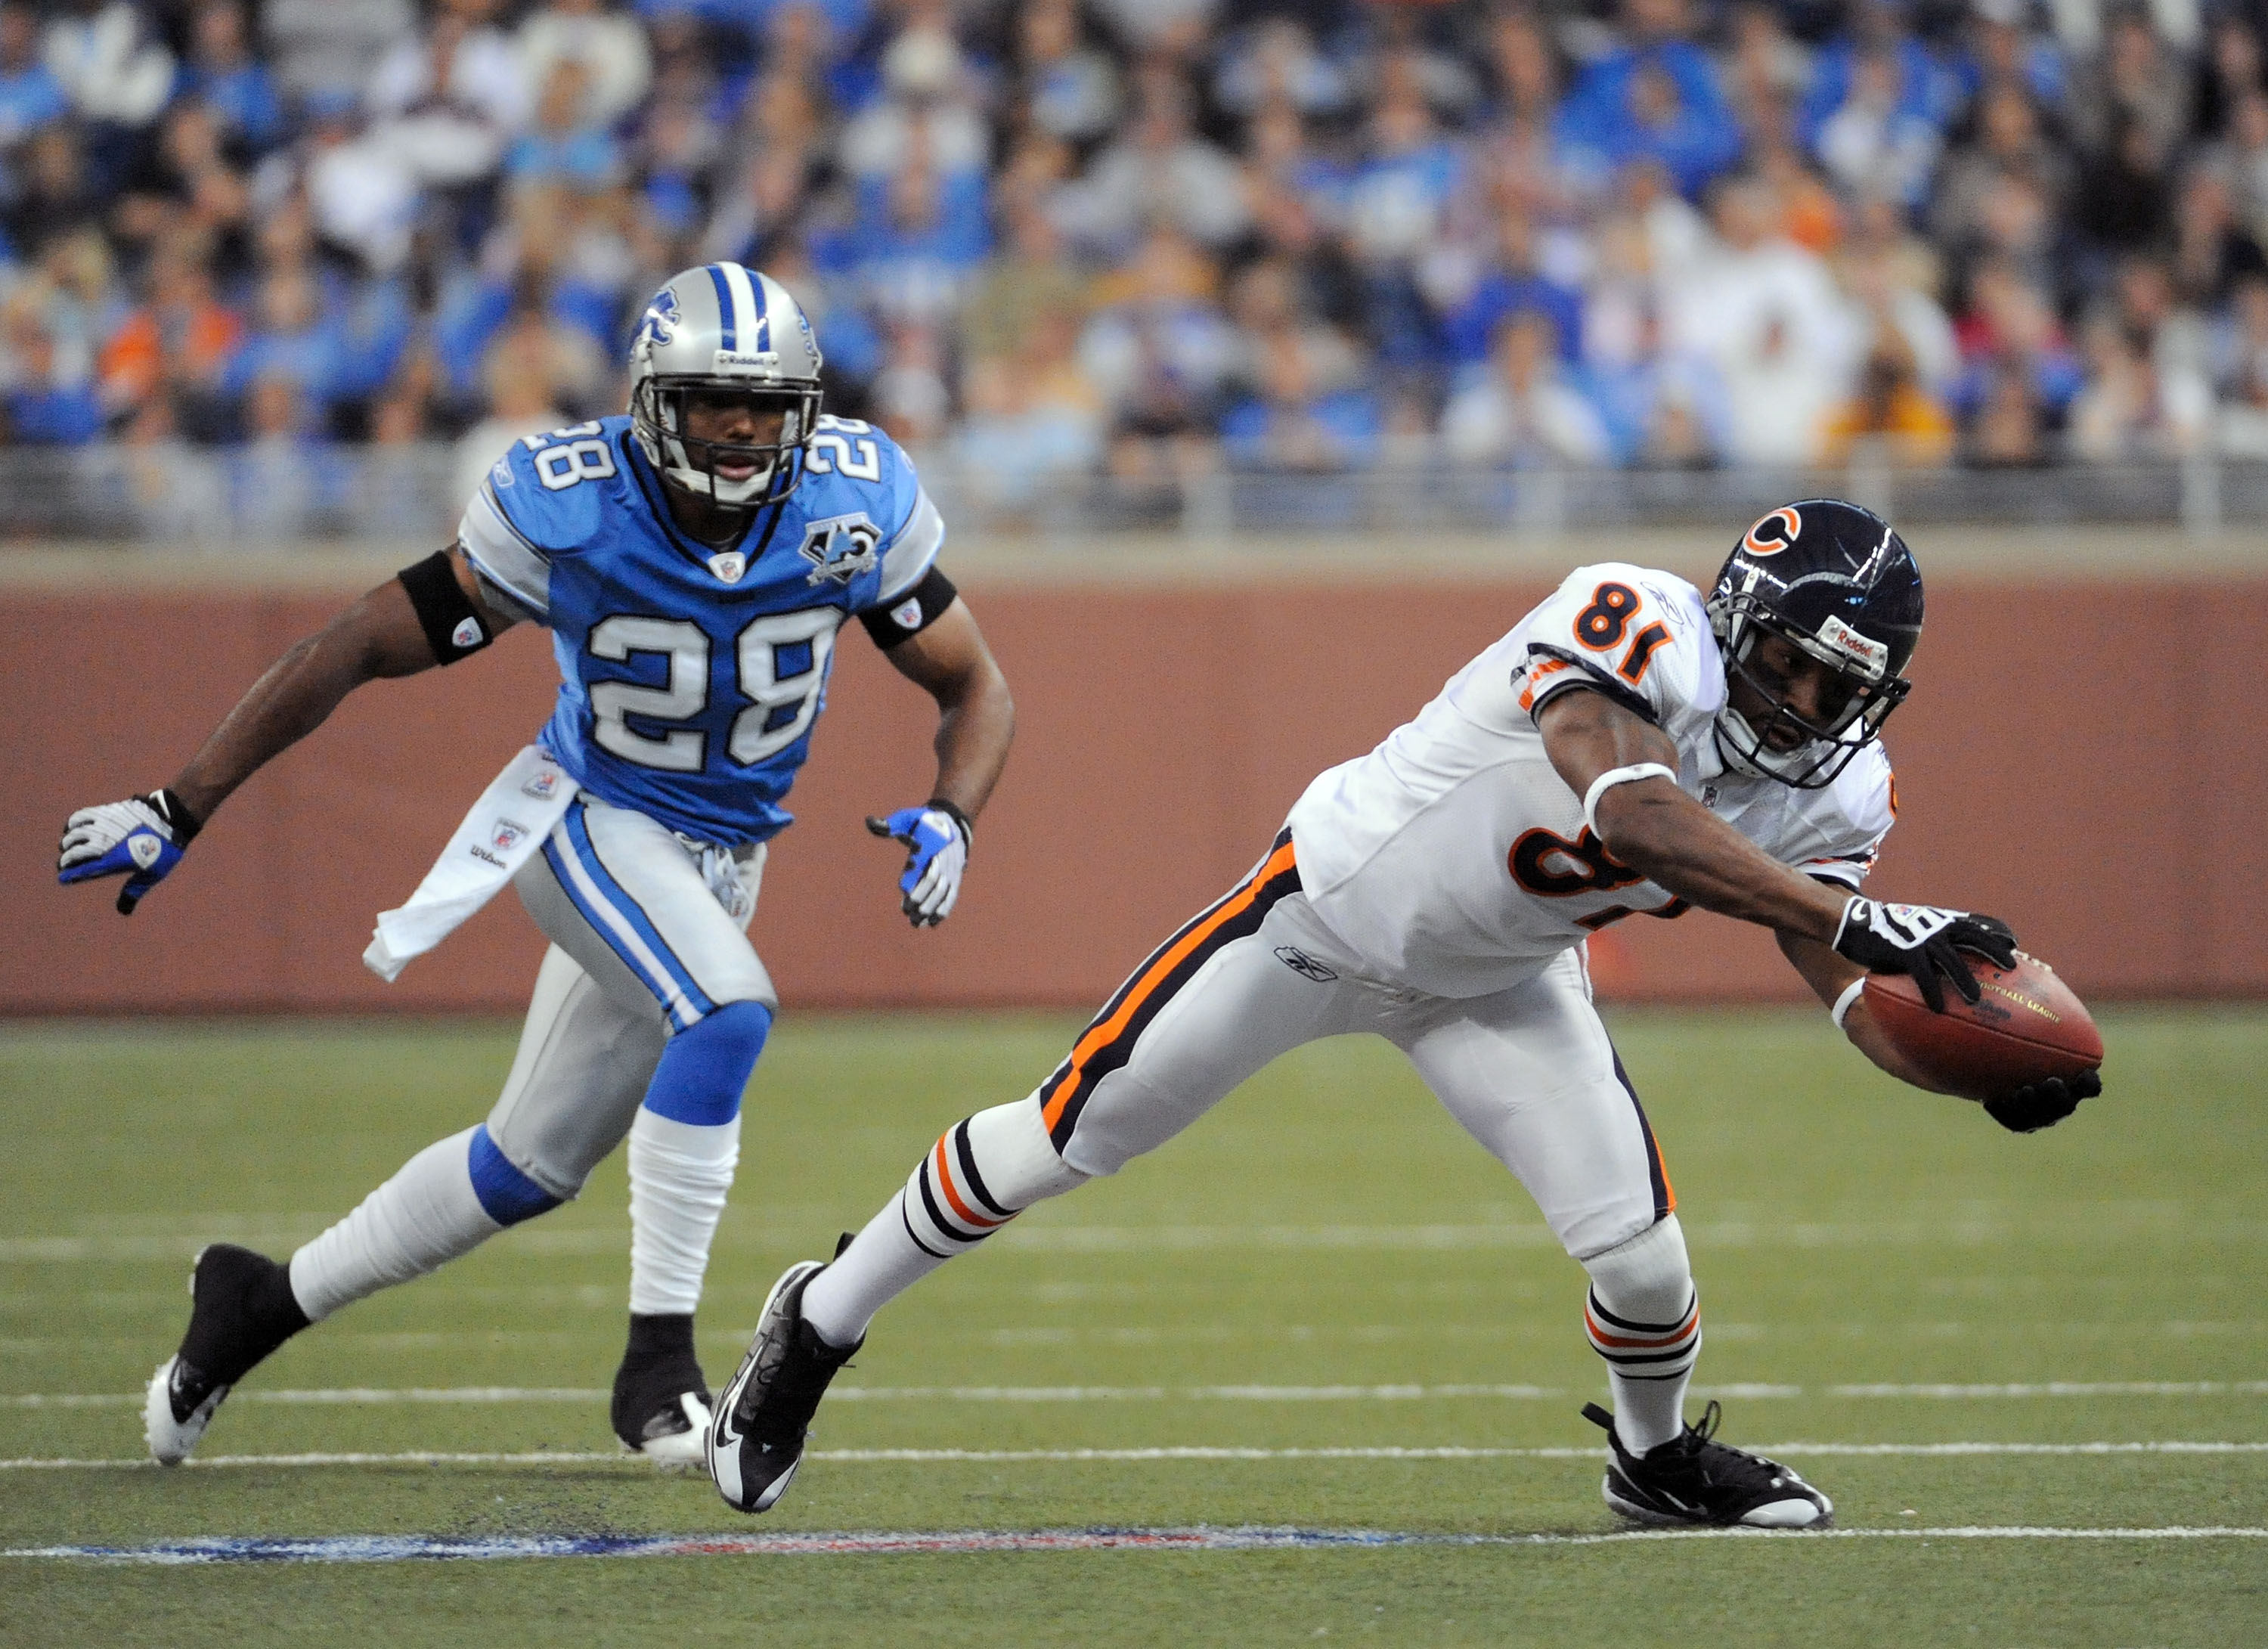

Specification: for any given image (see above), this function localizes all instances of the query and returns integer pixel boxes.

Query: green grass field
[3,1007,2263,1647]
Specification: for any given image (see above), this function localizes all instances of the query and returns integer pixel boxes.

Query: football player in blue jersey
[56,264,1016,1468]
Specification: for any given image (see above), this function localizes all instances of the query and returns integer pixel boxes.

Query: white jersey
[1285,563,1894,998]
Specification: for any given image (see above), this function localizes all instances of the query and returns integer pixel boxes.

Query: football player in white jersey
[707,499,2098,1527]
[55,265,1016,1469]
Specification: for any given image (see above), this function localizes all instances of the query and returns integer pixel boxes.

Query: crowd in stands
[3,0,2267,493]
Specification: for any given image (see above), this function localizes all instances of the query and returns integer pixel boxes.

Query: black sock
[181,1245,311,1386]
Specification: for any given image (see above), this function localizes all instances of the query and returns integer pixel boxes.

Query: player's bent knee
[466,1124,564,1226]
[1579,1213,1693,1323]
[965,1099,1088,1207]
[642,1000,772,1128]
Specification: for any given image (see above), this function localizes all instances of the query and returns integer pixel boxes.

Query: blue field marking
[8,1527,2268,1564]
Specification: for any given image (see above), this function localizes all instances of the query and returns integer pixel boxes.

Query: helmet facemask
[1711,592,1911,789]
[632,377,822,517]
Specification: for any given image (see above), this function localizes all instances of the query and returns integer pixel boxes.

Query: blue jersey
[456,414,943,845]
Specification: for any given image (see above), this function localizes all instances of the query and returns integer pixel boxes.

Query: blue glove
[58,789,200,915]
[864,800,971,927]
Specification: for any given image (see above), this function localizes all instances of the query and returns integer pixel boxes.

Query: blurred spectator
[1666,175,1860,464]
[2068,7,2191,161]
[1441,308,1613,466]
[2194,15,2263,140]
[1345,69,1465,377]
[1819,330,1954,466]
[1951,254,2085,425]
[98,237,243,423]
[113,100,253,274]
[228,371,329,535]
[838,0,988,182]
[959,201,1085,367]
[5,125,101,255]
[1017,0,1122,146]
[519,0,653,130]
[2066,311,2210,458]
[41,0,173,134]
[507,62,624,189]
[181,1,285,155]
[1963,361,2050,464]
[1058,73,1246,253]
[868,321,951,445]
[367,0,532,189]
[1219,329,1381,472]
[267,0,416,111]
[303,101,420,274]
[2170,163,2268,305]
[955,303,1101,505]
[224,266,343,411]
[1215,19,1349,121]
[1554,0,1742,199]
[1083,226,1234,479]
[453,330,569,506]
[1435,210,1583,367]
[834,150,990,325]
[0,2,67,149]
[2213,273,2268,453]
[1,277,102,442]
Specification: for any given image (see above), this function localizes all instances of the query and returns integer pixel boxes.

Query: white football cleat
[144,1244,310,1465]
[627,1391,714,1470]
[144,1353,229,1467]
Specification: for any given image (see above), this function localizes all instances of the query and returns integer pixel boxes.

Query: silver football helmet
[627,263,825,514]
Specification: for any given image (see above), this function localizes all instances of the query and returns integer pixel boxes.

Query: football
[1863,951,2104,1103]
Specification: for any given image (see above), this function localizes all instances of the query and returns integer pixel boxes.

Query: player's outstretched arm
[1536,687,1848,941]
[865,597,1015,926]
[1774,931,1957,1092]
[1536,687,2015,1009]
[58,549,515,913]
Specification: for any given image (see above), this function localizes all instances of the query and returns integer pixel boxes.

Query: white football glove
[864,801,971,927]
[57,790,201,915]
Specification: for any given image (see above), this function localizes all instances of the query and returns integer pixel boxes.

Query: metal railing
[0,441,2254,544]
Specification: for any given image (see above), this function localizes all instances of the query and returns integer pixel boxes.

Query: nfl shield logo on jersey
[800,514,881,587]
[708,550,748,584]
[492,820,528,852]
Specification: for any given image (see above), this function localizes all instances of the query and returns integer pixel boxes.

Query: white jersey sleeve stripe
[877,485,945,601]
[458,484,552,621]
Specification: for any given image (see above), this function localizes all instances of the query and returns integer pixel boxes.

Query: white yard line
[9,1380,2267,1409]
[4,1441,2265,1471]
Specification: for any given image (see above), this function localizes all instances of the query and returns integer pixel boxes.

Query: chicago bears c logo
[1742,507,1801,556]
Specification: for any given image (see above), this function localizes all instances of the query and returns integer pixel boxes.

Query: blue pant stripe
[558,803,717,1027]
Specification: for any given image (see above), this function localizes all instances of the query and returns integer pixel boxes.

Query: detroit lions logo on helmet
[635,287,682,355]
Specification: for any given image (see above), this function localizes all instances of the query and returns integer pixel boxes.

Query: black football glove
[1983,1068,2101,1133]
[1832,896,2019,1013]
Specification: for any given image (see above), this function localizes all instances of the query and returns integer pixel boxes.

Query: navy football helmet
[1706,499,1923,789]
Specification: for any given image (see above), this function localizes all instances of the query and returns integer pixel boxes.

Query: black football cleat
[611,1312,712,1469]
[1584,1401,1833,1528]
[707,1259,860,1514]
[144,1244,310,1465]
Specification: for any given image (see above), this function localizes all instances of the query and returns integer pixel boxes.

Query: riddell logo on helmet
[1816,615,1889,673]
[713,349,780,374]
[1743,507,1801,556]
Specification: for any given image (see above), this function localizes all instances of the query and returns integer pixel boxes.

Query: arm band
[859,563,959,649]
[398,548,495,666]
[1830,975,1867,1032]
[1581,762,1679,838]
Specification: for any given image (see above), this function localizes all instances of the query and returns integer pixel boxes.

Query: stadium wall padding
[8,573,2263,1015]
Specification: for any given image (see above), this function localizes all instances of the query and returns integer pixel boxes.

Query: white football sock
[627,1107,740,1317]
[288,1127,503,1324]
[1582,1214,1701,1455]
[801,1101,1086,1347]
